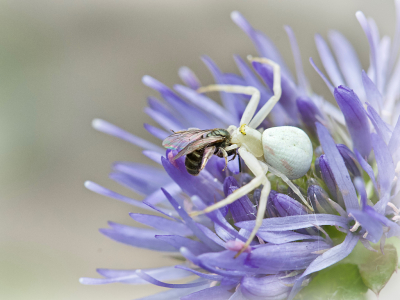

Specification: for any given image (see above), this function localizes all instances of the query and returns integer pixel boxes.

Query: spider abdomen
[262,126,313,180]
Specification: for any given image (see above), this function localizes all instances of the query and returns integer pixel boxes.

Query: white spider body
[193,57,314,257]
[262,126,313,180]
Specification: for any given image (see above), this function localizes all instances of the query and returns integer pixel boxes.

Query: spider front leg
[190,147,269,256]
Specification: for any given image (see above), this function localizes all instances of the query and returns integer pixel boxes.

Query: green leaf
[295,263,368,300]
[358,244,398,296]
[341,242,398,296]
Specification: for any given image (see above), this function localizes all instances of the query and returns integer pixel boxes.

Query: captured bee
[162,128,236,176]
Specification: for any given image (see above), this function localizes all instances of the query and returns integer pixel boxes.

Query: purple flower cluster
[81,3,400,299]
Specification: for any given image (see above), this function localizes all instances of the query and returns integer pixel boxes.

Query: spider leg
[234,177,270,258]
[190,147,266,216]
[263,161,314,212]
[197,85,260,126]
[247,57,282,129]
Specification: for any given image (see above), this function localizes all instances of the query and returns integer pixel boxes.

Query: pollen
[239,124,247,135]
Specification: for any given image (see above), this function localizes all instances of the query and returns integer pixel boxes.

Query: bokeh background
[1,0,399,299]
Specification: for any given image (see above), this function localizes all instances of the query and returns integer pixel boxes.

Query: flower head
[82,1,400,299]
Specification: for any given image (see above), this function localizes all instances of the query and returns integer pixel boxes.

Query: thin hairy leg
[247,57,282,129]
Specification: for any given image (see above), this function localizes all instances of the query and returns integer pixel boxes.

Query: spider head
[227,124,263,158]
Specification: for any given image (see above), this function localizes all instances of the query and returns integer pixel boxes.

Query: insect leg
[197,85,260,126]
[247,57,282,129]
[219,148,229,171]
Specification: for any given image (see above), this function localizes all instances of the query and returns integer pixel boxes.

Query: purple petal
[180,247,247,278]
[181,285,235,300]
[309,57,334,93]
[366,103,392,144]
[143,150,163,164]
[130,213,192,236]
[136,283,209,300]
[247,241,331,272]
[371,133,395,202]
[155,235,210,255]
[197,223,225,247]
[109,172,158,196]
[144,182,181,205]
[354,149,378,192]
[175,266,224,281]
[256,230,324,244]
[388,116,400,165]
[178,66,201,90]
[333,86,371,158]
[112,162,170,186]
[205,209,247,243]
[284,26,309,94]
[147,96,186,128]
[144,107,183,132]
[144,123,169,140]
[240,273,296,300]
[143,75,215,129]
[362,71,382,113]
[237,214,349,231]
[135,269,208,288]
[91,119,163,153]
[174,84,233,126]
[80,266,192,285]
[201,56,243,123]
[162,150,223,206]
[328,31,365,100]
[353,177,367,208]
[230,11,294,82]
[301,233,359,277]
[162,188,224,252]
[84,181,154,211]
[314,34,344,87]
[296,96,323,131]
[348,208,383,243]
[224,177,257,222]
[356,11,379,90]
[100,222,177,252]
[316,122,359,209]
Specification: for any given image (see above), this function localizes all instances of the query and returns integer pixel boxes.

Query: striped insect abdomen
[185,149,205,175]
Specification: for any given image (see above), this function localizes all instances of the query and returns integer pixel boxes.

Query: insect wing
[162,129,214,150]
[173,136,225,160]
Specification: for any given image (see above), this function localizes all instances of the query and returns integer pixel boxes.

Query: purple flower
[82,2,400,299]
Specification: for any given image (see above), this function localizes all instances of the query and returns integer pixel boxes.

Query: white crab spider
[192,57,314,257]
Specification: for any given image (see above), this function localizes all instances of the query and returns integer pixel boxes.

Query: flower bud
[267,192,308,218]
[308,185,336,214]
[316,155,337,200]
[334,85,371,158]
[336,144,361,177]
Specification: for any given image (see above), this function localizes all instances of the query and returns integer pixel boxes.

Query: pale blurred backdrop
[0,0,398,299]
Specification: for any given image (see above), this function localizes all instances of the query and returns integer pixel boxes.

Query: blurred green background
[0,0,398,299]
